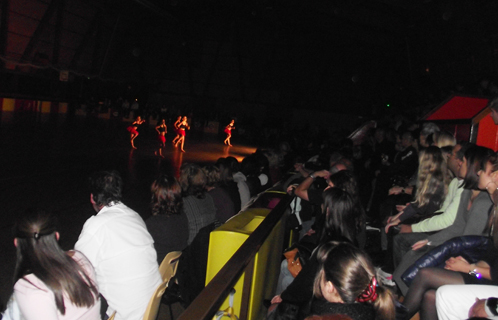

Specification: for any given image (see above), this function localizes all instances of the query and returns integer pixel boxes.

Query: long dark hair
[13,210,98,314]
[321,188,357,244]
[329,170,366,236]
[150,174,183,216]
[462,145,494,189]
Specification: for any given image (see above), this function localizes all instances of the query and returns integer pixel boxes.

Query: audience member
[400,143,469,234]
[270,188,360,315]
[216,157,242,213]
[419,123,440,150]
[306,242,395,320]
[75,170,161,320]
[179,163,217,244]
[146,174,189,264]
[401,150,498,320]
[368,131,419,223]
[203,165,235,223]
[12,210,100,320]
[385,146,448,231]
[226,156,251,208]
[241,154,263,197]
[434,130,457,148]
[391,145,493,295]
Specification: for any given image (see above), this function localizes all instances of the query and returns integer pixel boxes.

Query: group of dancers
[126,116,235,154]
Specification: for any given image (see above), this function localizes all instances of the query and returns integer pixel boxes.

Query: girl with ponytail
[12,209,100,319]
[309,242,395,320]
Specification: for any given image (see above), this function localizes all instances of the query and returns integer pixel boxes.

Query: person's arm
[397,203,418,222]
[155,125,160,134]
[427,190,469,247]
[411,186,463,233]
[445,256,491,279]
[294,170,329,202]
[294,163,312,178]
[280,253,319,304]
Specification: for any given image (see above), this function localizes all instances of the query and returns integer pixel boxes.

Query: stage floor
[0,115,256,307]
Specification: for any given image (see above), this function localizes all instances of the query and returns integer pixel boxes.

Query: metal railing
[176,193,293,320]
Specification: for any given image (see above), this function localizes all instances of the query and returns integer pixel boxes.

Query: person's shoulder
[14,274,47,293]
[476,191,493,204]
[83,203,139,228]
[71,250,92,265]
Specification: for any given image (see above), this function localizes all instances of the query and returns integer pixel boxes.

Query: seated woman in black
[145,174,189,264]
[307,242,395,320]
[269,187,360,317]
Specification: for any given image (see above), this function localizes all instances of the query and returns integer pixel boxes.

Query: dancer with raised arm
[126,116,145,149]
[224,119,235,146]
[174,116,190,152]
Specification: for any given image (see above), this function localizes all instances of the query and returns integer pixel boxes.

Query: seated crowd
[6,97,498,320]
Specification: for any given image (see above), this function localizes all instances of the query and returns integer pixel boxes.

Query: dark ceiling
[1,0,498,115]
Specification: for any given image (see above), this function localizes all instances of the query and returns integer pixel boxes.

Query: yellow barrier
[2,98,15,111]
[206,208,284,320]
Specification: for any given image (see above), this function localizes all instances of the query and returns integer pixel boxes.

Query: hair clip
[33,232,40,240]
[356,276,378,303]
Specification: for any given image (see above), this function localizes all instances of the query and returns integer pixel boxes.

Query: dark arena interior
[2,1,498,320]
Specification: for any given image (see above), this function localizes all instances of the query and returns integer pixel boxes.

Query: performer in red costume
[127,116,145,149]
[174,116,190,152]
[155,119,167,157]
[224,119,235,146]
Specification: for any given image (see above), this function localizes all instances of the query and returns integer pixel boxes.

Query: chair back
[159,251,182,282]
[143,280,168,320]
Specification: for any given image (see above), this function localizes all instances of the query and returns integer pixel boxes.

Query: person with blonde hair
[434,131,456,148]
[308,242,395,320]
[385,146,448,232]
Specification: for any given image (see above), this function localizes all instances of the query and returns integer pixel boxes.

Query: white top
[233,172,251,209]
[14,251,101,320]
[75,203,161,320]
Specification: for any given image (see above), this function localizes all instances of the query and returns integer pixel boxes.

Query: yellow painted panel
[2,98,15,111]
[205,207,284,320]
[41,101,51,113]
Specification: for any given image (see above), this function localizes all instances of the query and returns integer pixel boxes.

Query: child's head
[314,242,395,320]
